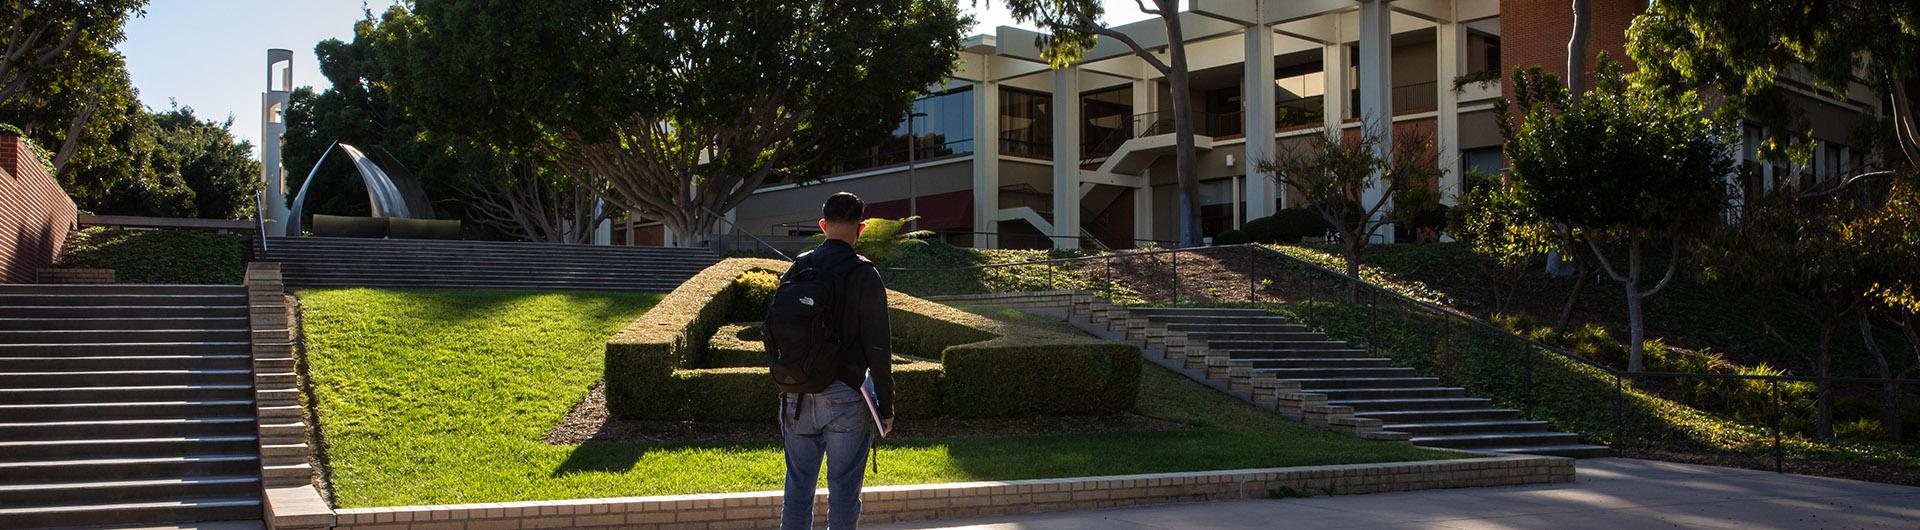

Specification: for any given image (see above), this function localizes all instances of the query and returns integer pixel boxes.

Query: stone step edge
[321,455,1573,529]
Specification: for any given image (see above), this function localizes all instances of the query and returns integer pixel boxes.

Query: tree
[1628,0,1920,171]
[0,0,148,174]
[451,154,613,244]
[1841,174,1920,442]
[998,0,1205,247]
[1497,66,1595,332]
[1505,58,1734,373]
[370,1,966,247]
[1448,172,1554,315]
[283,16,442,221]
[146,105,261,219]
[1258,124,1443,302]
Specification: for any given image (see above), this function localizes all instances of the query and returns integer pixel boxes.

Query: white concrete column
[1051,67,1082,250]
[1242,23,1278,221]
[592,199,613,245]
[1134,173,1153,245]
[1436,19,1464,205]
[1358,0,1394,243]
[972,79,1001,248]
[1322,43,1349,131]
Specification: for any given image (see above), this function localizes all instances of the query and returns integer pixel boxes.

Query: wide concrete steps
[1125,306,1607,459]
[0,284,263,529]
[265,236,719,292]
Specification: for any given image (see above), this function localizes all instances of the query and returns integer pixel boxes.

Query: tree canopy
[368,0,967,245]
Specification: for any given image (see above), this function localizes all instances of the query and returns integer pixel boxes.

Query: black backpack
[763,255,865,394]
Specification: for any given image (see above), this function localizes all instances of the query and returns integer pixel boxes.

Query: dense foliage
[369,0,967,245]
[56,227,245,284]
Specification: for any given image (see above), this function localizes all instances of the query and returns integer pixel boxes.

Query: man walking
[774,192,893,529]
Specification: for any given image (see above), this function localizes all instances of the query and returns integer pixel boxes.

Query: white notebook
[859,376,890,437]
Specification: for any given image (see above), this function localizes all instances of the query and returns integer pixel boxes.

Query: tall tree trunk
[1814,319,1836,439]
[1555,261,1590,332]
[1861,313,1903,443]
[1344,239,1362,303]
[1624,238,1647,372]
[1566,0,1591,100]
[1161,6,1203,248]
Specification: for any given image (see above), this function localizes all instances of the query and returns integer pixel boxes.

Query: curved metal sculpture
[285,142,417,236]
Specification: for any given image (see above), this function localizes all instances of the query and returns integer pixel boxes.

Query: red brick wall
[0,137,78,283]
[1500,0,1645,98]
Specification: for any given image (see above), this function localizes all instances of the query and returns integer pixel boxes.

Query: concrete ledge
[267,485,334,530]
[329,455,1571,529]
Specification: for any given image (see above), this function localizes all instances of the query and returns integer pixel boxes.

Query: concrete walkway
[877,458,1920,529]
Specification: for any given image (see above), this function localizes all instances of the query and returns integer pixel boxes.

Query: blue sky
[122,0,1152,156]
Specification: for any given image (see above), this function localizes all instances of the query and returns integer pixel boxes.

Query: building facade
[721,0,1881,250]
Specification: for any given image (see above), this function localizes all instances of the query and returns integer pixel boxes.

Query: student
[771,192,893,530]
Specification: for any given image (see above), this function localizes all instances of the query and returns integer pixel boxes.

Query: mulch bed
[547,383,1188,445]
[1612,447,1920,487]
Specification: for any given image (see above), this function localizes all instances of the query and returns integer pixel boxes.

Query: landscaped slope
[298,287,1451,507]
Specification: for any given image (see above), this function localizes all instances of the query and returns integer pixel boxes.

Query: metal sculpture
[285,143,417,236]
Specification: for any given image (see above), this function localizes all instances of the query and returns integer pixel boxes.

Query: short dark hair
[822,192,865,223]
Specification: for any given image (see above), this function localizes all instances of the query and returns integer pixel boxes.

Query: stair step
[0,355,252,372]
[0,497,262,529]
[1225,349,1374,359]
[1380,419,1550,435]
[1166,322,1311,333]
[1480,444,1611,459]
[0,342,251,357]
[0,285,244,295]
[1123,307,1272,317]
[0,369,251,388]
[1408,431,1581,449]
[1244,358,1394,369]
[1151,315,1297,325]
[1188,332,1328,342]
[0,475,260,507]
[1310,387,1469,400]
[0,435,258,460]
[1353,408,1524,422]
[0,294,244,306]
[1282,377,1443,389]
[0,306,248,319]
[1328,397,1494,411]
[0,400,256,422]
[0,454,259,482]
[0,417,256,441]
[1206,340,1352,350]
[1258,367,1420,379]
[0,385,254,405]
[0,317,250,331]
[0,329,248,344]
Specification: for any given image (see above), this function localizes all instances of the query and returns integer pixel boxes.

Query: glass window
[1082,86,1133,157]
[836,87,974,172]
[1000,88,1052,157]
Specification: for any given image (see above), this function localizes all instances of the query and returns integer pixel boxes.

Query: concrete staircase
[0,284,264,528]
[1116,305,1606,458]
[264,236,719,291]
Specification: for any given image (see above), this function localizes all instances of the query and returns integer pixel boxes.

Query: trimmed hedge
[605,258,1140,421]
[705,323,768,368]
[57,227,246,284]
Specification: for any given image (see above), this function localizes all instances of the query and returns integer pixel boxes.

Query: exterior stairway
[1124,306,1607,458]
[264,236,718,291]
[0,284,264,528]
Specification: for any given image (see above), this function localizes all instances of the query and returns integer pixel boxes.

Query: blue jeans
[780,381,872,530]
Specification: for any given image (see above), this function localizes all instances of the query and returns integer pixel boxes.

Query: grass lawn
[299,288,1455,508]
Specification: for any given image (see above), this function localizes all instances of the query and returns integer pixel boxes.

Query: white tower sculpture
[261,49,294,235]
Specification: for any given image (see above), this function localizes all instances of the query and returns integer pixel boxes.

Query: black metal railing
[877,243,1920,477]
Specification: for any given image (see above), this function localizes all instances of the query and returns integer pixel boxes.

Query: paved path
[877,458,1920,529]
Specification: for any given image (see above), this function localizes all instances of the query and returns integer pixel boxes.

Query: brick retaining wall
[0,136,77,284]
[326,455,1571,530]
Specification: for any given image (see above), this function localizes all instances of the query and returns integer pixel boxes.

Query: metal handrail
[700,206,791,261]
[254,190,269,256]
[879,242,1920,387]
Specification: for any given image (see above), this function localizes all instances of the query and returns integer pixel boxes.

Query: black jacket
[784,239,894,419]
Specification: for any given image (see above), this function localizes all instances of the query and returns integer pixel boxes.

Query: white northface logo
[800,297,815,306]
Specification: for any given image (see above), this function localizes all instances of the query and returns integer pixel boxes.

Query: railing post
[1368,287,1378,353]
[1771,379,1784,474]
[1171,250,1181,304]
[1245,245,1255,304]
[1613,373,1626,450]
[1305,267,1316,326]
[1522,339,1534,418]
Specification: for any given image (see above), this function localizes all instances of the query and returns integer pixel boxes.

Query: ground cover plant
[298,286,1453,507]
[56,227,247,284]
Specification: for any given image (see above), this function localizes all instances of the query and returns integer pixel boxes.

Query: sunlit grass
[300,288,1454,507]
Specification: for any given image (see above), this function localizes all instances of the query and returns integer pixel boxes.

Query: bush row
[56,227,246,284]
[605,258,1141,421]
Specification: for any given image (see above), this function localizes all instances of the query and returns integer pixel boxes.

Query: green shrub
[706,323,768,368]
[606,258,1141,421]
[57,228,246,284]
[1244,208,1333,244]
[1566,323,1627,368]
[1212,229,1250,245]
[727,270,780,322]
